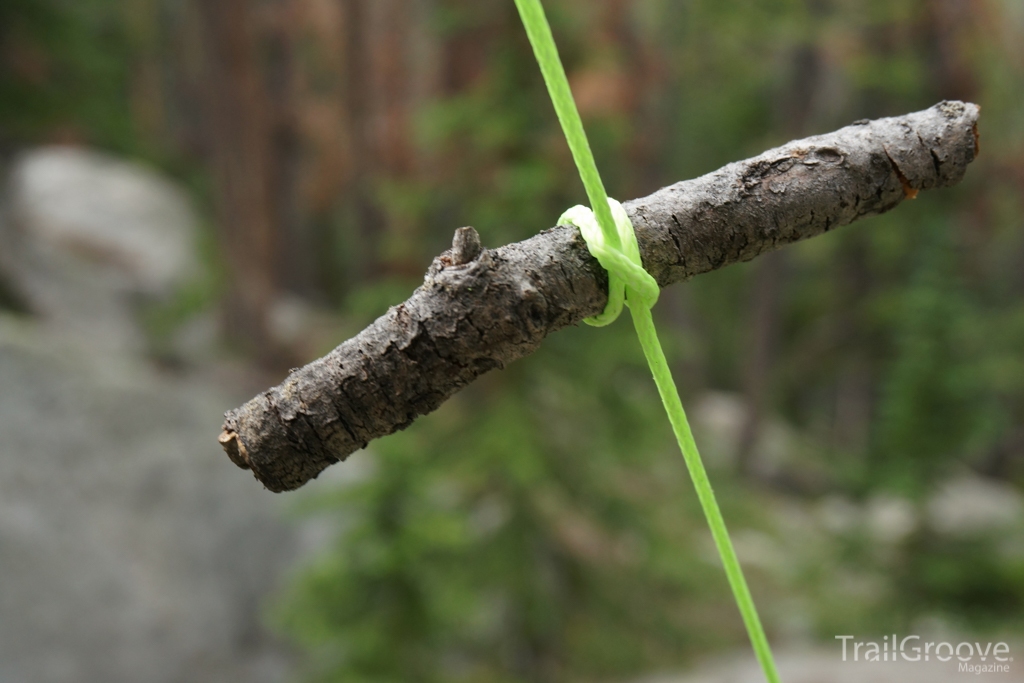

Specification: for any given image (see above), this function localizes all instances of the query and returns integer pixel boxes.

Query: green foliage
[897,530,1024,629]
[0,0,137,151]
[276,326,745,682]
[871,221,980,494]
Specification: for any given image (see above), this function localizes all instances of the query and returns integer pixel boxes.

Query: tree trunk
[197,0,279,359]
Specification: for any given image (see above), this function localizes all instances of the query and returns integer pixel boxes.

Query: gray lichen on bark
[220,100,980,492]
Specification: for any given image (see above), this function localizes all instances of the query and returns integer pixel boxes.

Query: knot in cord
[559,198,660,326]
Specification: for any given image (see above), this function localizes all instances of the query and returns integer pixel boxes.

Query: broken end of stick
[218,427,250,470]
[218,422,297,493]
[220,374,359,492]
[885,100,980,197]
[218,415,300,493]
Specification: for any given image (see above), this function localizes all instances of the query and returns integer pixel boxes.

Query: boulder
[1,146,199,354]
[0,149,322,682]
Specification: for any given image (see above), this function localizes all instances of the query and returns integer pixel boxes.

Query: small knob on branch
[452,226,482,265]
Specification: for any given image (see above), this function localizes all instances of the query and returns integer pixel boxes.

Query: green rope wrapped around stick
[513,1,782,681]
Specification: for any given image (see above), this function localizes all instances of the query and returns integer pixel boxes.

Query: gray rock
[865,494,918,544]
[0,315,302,683]
[5,146,197,295]
[689,391,827,486]
[0,150,317,682]
[0,313,305,683]
[1,146,199,355]
[927,475,1024,536]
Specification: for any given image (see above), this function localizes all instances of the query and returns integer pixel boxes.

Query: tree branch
[220,100,980,492]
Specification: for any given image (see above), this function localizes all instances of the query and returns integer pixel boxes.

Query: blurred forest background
[1,1,1023,682]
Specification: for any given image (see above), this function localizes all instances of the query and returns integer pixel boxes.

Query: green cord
[513,1,782,681]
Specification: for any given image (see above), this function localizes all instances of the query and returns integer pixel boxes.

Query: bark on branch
[220,101,980,492]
